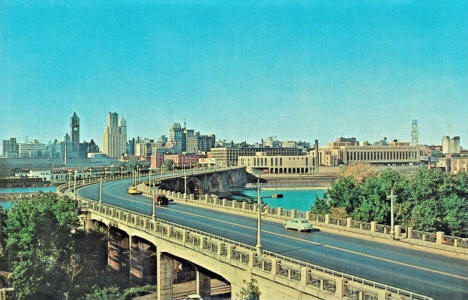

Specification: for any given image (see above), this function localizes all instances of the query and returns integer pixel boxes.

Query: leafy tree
[324,176,360,215]
[239,279,260,300]
[0,207,7,270]
[84,286,122,300]
[310,195,330,214]
[5,192,78,300]
[163,159,174,170]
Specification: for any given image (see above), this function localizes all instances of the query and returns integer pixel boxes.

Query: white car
[283,218,314,232]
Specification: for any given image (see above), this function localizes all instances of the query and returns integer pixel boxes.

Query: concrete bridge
[80,199,427,300]
[60,167,441,300]
[149,167,247,197]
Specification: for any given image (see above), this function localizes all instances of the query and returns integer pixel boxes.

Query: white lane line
[86,187,468,281]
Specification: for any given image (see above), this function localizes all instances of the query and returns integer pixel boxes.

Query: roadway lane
[78,179,468,299]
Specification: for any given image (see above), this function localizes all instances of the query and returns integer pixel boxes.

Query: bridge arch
[208,174,223,194]
[186,177,204,195]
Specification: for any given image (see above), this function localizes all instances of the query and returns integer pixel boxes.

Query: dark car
[154,194,169,206]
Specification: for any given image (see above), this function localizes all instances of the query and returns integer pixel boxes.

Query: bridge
[62,167,468,300]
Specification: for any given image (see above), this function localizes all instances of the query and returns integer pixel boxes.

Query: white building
[442,136,461,154]
[102,112,127,158]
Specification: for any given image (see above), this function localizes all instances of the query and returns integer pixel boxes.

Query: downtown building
[209,147,303,167]
[102,112,127,158]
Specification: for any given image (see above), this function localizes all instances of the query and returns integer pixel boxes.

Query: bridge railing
[78,197,432,300]
[153,187,468,255]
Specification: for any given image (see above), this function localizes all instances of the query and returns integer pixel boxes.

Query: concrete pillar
[334,277,344,297]
[325,214,330,224]
[232,200,238,208]
[454,239,458,248]
[407,227,413,239]
[306,211,311,221]
[222,199,227,206]
[436,231,445,245]
[157,252,174,300]
[196,269,211,300]
[278,207,283,216]
[300,267,308,287]
[394,225,401,239]
[242,202,247,210]
[190,194,194,201]
[271,258,278,276]
[205,194,209,203]
[291,209,297,218]
[346,217,352,228]
[370,221,376,232]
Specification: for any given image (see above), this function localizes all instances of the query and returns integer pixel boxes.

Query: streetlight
[120,166,123,179]
[99,176,102,204]
[387,188,397,239]
[104,167,108,181]
[152,187,156,221]
[73,169,77,200]
[68,170,71,192]
[88,168,92,184]
[183,164,188,201]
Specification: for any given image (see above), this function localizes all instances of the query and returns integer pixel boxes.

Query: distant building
[411,120,419,145]
[163,153,204,168]
[2,138,19,158]
[238,152,317,174]
[169,123,185,153]
[150,153,165,169]
[209,147,303,167]
[18,139,47,158]
[442,136,460,154]
[71,112,80,158]
[313,138,425,166]
[102,112,127,158]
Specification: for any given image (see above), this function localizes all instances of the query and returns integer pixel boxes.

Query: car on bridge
[127,186,142,195]
[283,218,313,232]
[154,194,169,206]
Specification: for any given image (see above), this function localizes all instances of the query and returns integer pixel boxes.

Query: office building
[102,112,127,158]
[442,136,461,154]
[238,152,317,174]
[2,138,19,158]
[209,147,303,167]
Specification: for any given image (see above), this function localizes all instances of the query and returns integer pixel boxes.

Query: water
[0,202,13,210]
[0,186,57,210]
[236,189,327,211]
[0,186,57,194]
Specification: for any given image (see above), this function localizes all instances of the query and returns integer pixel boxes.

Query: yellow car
[127,186,142,195]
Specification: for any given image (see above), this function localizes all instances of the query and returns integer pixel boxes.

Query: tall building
[169,123,185,153]
[442,136,461,154]
[70,112,80,157]
[102,112,127,158]
[411,120,419,146]
[2,138,19,158]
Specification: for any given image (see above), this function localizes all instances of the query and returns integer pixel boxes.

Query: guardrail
[145,187,468,255]
[77,196,432,300]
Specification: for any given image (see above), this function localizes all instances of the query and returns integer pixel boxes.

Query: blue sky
[1,0,467,148]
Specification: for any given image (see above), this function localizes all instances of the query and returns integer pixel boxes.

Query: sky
[1,0,467,150]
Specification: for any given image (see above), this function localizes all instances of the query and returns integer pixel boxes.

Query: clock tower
[70,112,80,157]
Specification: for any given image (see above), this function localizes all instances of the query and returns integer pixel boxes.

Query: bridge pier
[196,267,212,300]
[108,227,130,285]
[157,252,174,300]
[130,236,157,285]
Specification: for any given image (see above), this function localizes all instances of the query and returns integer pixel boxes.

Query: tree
[5,192,79,300]
[163,159,174,170]
[0,207,7,270]
[324,176,360,215]
[239,279,260,300]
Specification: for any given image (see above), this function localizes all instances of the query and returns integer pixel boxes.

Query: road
[77,178,468,299]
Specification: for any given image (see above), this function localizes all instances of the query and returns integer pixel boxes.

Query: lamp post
[73,170,77,200]
[152,188,156,221]
[68,170,71,192]
[120,166,123,179]
[256,176,262,256]
[104,167,108,181]
[88,168,92,183]
[99,176,102,204]
[183,164,188,201]
[387,188,396,239]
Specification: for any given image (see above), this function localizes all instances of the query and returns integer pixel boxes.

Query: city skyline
[1,1,467,147]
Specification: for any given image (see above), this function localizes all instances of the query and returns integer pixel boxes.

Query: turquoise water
[0,202,13,210]
[237,189,326,211]
[0,186,57,194]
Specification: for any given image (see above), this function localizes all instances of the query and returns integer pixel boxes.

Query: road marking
[80,185,468,282]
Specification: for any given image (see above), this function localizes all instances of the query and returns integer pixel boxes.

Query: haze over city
[1,0,466,147]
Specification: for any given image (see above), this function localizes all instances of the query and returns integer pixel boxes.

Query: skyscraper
[71,112,80,157]
[102,112,127,158]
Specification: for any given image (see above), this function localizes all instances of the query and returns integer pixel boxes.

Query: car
[127,186,142,195]
[154,194,169,206]
[283,218,313,232]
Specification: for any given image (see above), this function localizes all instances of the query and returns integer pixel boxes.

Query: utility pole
[183,165,188,201]
[68,170,71,192]
[256,176,262,256]
[387,188,396,239]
